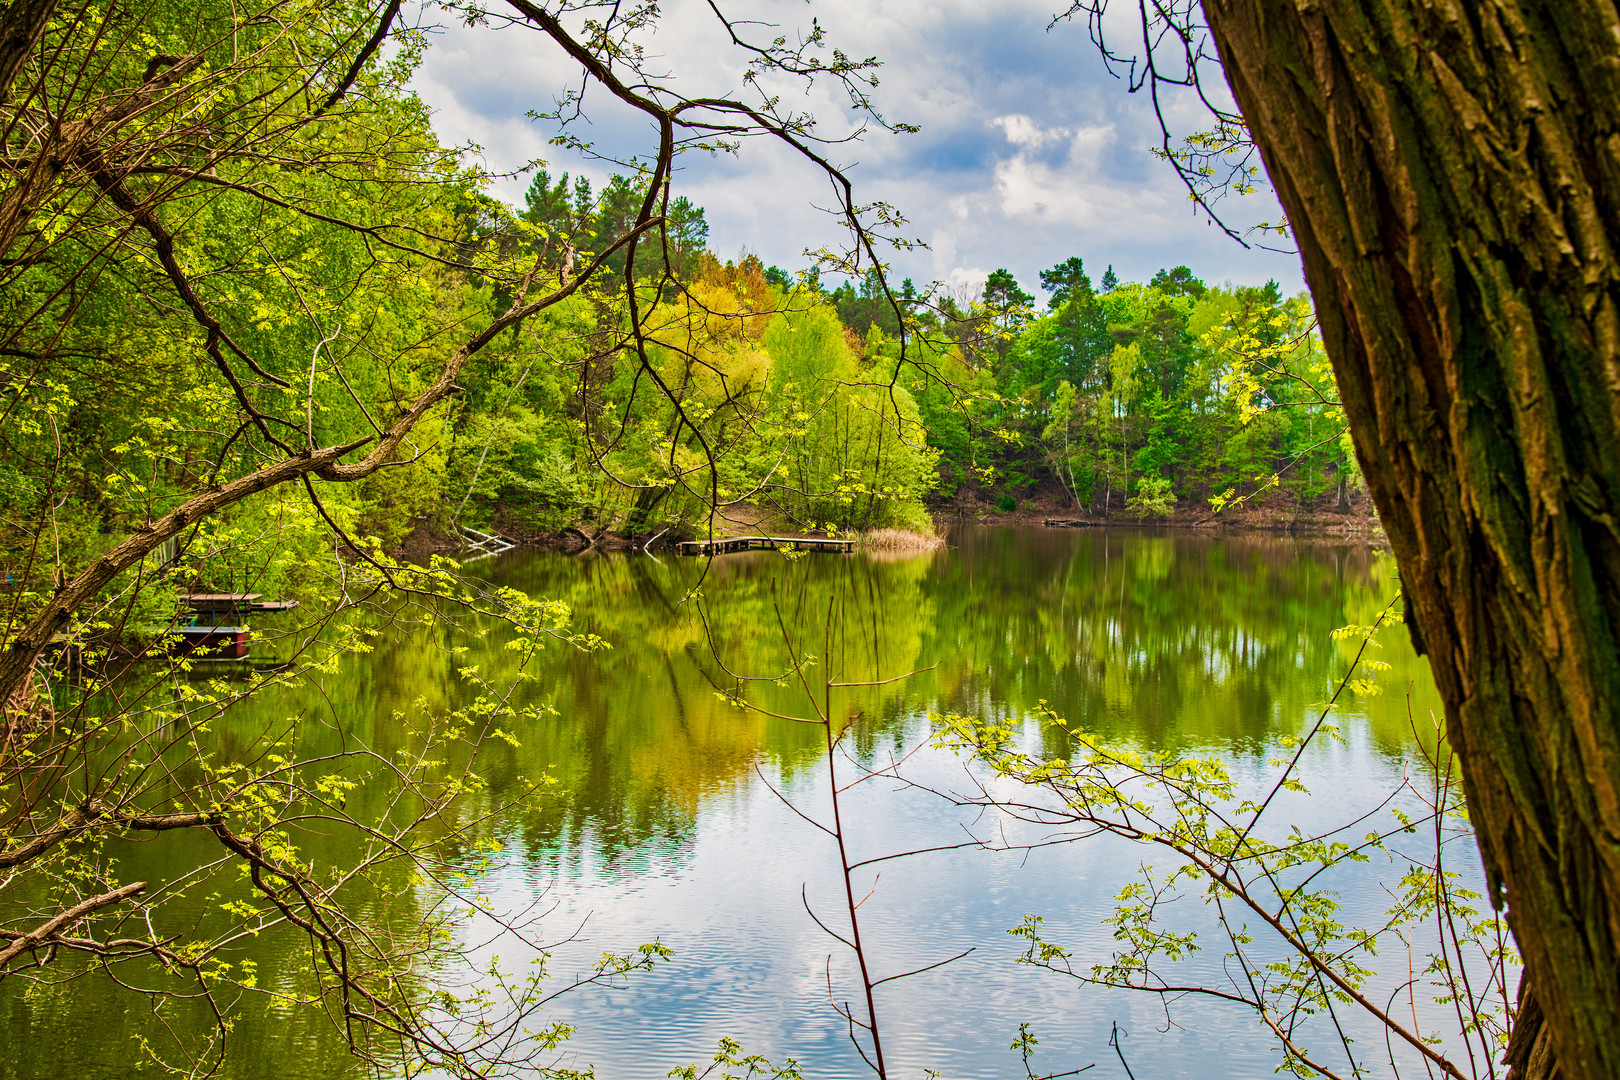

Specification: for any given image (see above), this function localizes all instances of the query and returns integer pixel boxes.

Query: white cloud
[944,265,991,296]
[991,114,1065,149]
[1067,123,1117,164]
[929,229,957,282]
[407,0,1306,293]
[987,118,1168,233]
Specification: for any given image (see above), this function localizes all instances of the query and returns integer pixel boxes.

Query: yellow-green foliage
[752,294,939,531]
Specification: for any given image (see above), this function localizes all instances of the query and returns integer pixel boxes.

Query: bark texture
[0,0,56,104]
[1201,1,1620,1075]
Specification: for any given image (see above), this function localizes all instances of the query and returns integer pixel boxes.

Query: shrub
[1126,474,1176,519]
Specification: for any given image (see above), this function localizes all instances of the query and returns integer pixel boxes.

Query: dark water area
[1,526,1462,1080]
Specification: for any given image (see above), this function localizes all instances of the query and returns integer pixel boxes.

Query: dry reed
[859,528,945,551]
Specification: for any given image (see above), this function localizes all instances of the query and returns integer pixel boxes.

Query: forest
[2,137,1355,620]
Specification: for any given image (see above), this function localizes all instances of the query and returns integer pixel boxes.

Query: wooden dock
[674,535,855,557]
[171,625,251,659]
[183,593,300,615]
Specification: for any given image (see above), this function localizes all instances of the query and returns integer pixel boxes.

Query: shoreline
[383,482,1388,561]
[932,485,1387,542]
[395,502,1386,562]
[957,507,1386,541]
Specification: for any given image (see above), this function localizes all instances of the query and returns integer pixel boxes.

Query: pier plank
[674,536,855,556]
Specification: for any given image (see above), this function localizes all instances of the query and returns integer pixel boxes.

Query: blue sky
[409,0,1307,298]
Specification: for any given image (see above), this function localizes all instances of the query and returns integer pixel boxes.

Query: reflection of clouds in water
[482,691,1453,1079]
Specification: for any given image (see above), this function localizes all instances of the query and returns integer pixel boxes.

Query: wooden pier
[168,594,297,662]
[674,535,855,557]
[172,625,251,659]
[183,593,300,616]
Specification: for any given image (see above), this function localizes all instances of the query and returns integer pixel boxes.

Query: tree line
[4,139,1351,622]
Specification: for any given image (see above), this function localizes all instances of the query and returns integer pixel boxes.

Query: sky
[407,0,1308,300]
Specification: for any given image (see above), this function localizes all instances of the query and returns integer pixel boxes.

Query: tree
[1070,1,1620,1074]
[832,267,906,339]
[1039,255,1094,307]
[1148,264,1208,298]
[522,169,586,242]
[985,268,1035,315]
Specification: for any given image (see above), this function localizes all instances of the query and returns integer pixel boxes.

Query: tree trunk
[1505,975,1563,1080]
[0,0,57,104]
[1202,2,1620,1075]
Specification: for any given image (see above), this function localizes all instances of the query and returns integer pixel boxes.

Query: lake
[2,526,1470,1080]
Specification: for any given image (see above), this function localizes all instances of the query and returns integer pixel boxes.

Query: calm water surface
[2,527,1458,1080]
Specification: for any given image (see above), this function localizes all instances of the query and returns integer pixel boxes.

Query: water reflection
[1,527,1444,1080]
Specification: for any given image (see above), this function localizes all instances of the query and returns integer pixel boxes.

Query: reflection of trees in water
[54,533,1428,881]
[0,667,445,1080]
[927,528,1435,759]
[473,549,941,872]
[2,532,1436,1079]
[463,531,1433,872]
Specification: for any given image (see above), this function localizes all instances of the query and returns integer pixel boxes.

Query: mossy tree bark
[1201,2,1620,1076]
